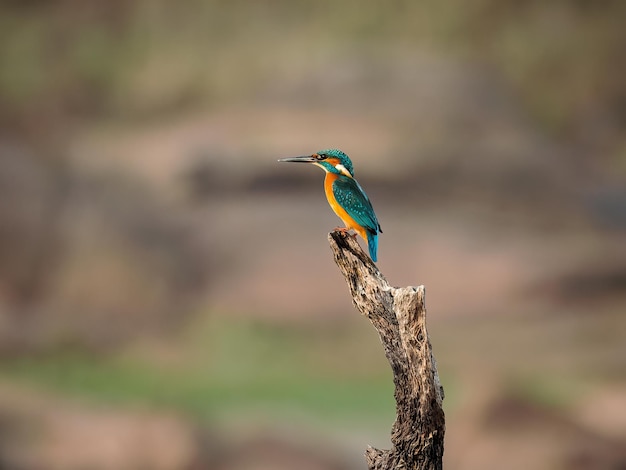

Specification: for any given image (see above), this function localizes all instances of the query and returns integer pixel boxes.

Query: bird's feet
[333,227,358,239]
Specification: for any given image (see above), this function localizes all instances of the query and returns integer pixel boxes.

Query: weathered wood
[328,230,445,470]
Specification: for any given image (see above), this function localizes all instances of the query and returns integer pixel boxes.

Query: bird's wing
[332,176,381,233]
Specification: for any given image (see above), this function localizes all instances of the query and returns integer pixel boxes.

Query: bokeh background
[1,1,625,469]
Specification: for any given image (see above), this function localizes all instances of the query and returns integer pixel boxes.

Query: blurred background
[1,1,625,469]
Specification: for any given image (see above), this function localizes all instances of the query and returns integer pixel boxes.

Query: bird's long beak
[277,155,317,163]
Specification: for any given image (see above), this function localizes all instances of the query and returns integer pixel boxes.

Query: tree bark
[328,230,445,470]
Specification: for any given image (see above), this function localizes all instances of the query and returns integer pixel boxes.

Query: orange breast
[323,173,368,241]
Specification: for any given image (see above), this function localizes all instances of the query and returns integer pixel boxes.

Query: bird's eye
[316,154,327,160]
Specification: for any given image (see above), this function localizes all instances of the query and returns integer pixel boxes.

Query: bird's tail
[366,230,378,262]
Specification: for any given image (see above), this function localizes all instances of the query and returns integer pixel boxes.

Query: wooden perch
[328,230,445,470]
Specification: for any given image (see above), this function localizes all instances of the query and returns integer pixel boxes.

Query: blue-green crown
[317,148,354,177]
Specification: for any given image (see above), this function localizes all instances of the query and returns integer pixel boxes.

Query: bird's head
[278,148,354,178]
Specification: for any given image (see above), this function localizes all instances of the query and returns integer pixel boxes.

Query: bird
[278,148,382,262]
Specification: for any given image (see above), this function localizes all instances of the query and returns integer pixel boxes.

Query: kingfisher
[278,148,382,262]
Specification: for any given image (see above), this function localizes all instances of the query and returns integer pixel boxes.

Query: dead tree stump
[328,230,445,470]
